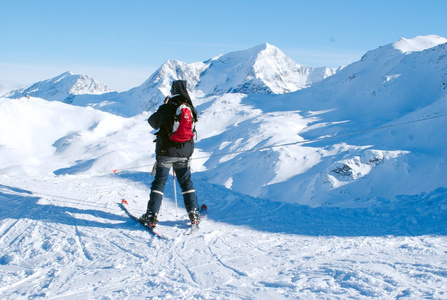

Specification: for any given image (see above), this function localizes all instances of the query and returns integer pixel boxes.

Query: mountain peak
[252,42,285,58]
[52,71,77,83]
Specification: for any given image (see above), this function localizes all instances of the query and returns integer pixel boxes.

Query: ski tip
[201,204,207,210]
[121,199,128,205]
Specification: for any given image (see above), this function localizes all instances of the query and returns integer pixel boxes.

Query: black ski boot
[188,208,200,225]
[139,211,158,227]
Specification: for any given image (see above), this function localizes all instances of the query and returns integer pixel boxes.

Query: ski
[120,199,167,240]
[187,204,207,235]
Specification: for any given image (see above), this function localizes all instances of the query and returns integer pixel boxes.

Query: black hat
[170,80,198,121]
[170,80,192,105]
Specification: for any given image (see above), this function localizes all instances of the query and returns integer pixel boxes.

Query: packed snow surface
[1,174,446,299]
[1,35,447,299]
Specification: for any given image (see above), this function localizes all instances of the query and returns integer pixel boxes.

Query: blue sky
[1,0,447,91]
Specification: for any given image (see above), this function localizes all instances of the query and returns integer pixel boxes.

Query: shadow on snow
[2,173,446,237]
[0,184,135,231]
[117,172,447,237]
[198,183,447,237]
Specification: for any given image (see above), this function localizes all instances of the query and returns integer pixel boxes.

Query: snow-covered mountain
[197,43,339,95]
[193,35,447,206]
[5,71,114,103]
[262,34,447,126]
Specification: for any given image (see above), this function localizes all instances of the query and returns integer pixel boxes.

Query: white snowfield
[1,35,447,299]
[1,175,446,299]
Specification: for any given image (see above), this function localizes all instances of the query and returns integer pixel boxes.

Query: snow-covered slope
[5,71,114,103]
[0,97,153,177]
[1,172,445,299]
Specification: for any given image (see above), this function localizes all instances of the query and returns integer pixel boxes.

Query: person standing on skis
[140,80,199,227]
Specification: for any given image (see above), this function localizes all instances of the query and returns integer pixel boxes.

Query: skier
[140,80,199,227]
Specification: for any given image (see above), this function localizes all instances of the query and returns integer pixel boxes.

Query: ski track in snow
[0,174,446,299]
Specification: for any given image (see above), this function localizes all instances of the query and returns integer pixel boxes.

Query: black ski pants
[147,156,198,214]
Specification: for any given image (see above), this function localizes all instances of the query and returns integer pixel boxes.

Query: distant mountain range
[4,43,340,116]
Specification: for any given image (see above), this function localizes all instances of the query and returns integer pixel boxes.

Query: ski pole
[173,169,178,217]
